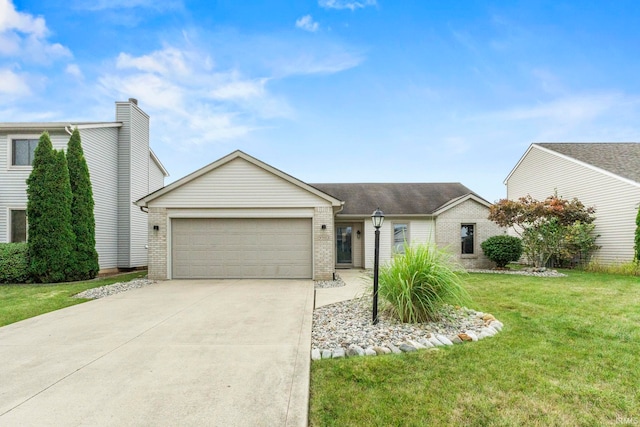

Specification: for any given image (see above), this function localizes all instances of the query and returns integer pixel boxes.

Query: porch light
[371,208,385,228]
[371,208,384,324]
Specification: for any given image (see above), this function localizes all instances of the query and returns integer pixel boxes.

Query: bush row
[0,243,29,284]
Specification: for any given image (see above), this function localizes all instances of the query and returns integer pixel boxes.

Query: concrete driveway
[0,279,314,426]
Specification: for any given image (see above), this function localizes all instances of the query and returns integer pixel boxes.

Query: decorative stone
[452,335,464,344]
[311,349,321,360]
[332,348,345,358]
[399,343,417,352]
[435,334,454,346]
[481,327,497,337]
[489,320,503,331]
[463,331,479,342]
[364,347,377,356]
[408,339,426,349]
[321,349,332,359]
[428,336,443,346]
[477,331,490,340]
[418,338,434,348]
[373,346,391,355]
[347,344,365,357]
[457,333,473,342]
[482,313,496,323]
[387,343,402,354]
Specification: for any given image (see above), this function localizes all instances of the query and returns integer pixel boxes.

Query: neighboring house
[136,150,502,281]
[505,143,640,264]
[0,99,168,272]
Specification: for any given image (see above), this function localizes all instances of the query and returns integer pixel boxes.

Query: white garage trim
[167,208,315,218]
[170,217,313,279]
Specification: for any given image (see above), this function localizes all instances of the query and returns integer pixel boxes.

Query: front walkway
[315,269,371,308]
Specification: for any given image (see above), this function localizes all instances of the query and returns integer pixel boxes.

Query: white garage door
[171,218,312,279]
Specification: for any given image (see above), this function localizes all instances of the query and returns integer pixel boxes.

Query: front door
[336,225,353,266]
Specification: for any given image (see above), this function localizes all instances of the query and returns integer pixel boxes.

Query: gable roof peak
[533,142,640,184]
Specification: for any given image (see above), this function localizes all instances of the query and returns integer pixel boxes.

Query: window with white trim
[11,138,39,166]
[10,209,27,242]
[393,223,409,253]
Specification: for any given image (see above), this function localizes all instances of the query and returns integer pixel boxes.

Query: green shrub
[481,235,523,268]
[0,243,29,284]
[378,243,470,323]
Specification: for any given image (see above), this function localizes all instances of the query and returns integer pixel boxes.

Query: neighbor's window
[393,223,408,253]
[10,210,27,242]
[461,224,474,254]
[12,139,39,166]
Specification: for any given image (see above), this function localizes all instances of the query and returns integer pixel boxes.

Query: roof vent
[128,98,138,105]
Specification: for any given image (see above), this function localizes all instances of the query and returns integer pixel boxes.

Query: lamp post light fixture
[371,208,385,324]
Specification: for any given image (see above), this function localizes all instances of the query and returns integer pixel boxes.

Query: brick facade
[147,207,167,280]
[435,199,504,269]
[313,206,335,280]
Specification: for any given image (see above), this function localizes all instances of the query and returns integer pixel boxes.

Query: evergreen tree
[26,133,75,282]
[66,128,99,279]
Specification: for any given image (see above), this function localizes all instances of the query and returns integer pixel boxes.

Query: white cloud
[296,15,319,32]
[0,0,71,63]
[276,50,363,75]
[0,68,30,95]
[209,78,267,100]
[117,48,189,76]
[65,63,83,79]
[493,93,630,123]
[99,45,291,145]
[0,0,47,36]
[318,0,376,11]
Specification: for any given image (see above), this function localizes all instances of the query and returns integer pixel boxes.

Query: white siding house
[137,151,500,280]
[0,99,168,272]
[505,143,640,264]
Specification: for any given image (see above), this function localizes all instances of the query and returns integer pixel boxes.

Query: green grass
[310,270,640,426]
[0,271,147,327]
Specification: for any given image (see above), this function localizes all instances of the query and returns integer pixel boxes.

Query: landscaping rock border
[311,296,503,360]
[74,278,156,299]
[314,274,347,289]
[468,268,567,277]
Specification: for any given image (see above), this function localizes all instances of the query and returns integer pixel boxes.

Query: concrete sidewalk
[315,269,372,308]
[0,279,314,427]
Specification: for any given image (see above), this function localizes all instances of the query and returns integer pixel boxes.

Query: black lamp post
[371,208,385,324]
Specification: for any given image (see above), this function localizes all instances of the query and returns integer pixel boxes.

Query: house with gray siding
[505,143,640,264]
[0,99,168,272]
[136,150,502,281]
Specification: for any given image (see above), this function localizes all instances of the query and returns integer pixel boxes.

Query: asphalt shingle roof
[310,183,477,215]
[537,143,640,184]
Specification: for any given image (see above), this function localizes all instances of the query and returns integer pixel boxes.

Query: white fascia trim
[137,150,343,207]
[432,193,492,216]
[149,148,169,177]
[504,143,535,185]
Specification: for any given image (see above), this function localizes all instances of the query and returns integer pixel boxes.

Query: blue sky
[3,0,640,202]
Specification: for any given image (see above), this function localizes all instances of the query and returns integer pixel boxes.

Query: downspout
[64,125,73,135]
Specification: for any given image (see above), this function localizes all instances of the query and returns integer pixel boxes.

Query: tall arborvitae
[66,128,99,279]
[26,133,74,283]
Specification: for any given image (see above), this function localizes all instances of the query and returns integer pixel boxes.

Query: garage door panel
[172,218,312,279]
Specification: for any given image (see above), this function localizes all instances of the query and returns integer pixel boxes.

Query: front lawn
[310,270,640,426]
[0,271,147,327]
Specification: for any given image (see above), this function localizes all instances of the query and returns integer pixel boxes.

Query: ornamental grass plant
[378,243,471,323]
